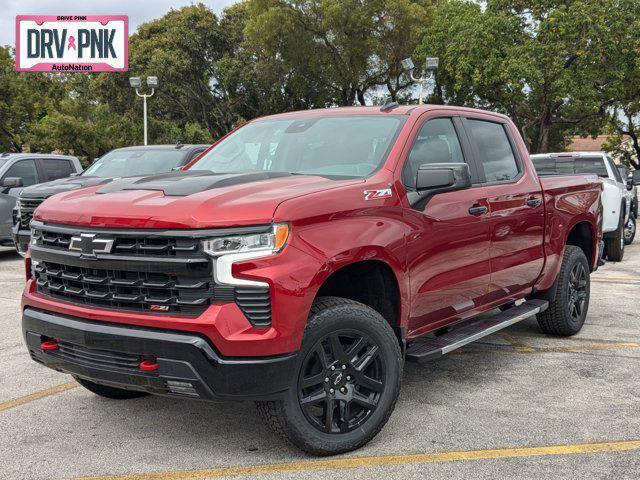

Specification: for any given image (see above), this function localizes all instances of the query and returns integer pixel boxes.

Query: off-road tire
[75,377,149,399]
[537,246,590,336]
[256,296,402,456]
[623,214,636,246]
[605,212,625,261]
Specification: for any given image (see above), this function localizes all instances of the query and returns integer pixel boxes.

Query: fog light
[165,380,199,397]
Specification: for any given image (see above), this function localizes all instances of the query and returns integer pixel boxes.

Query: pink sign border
[15,14,129,72]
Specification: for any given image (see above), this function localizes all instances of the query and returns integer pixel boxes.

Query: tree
[0,47,65,152]
[599,0,640,170]
[245,0,430,106]
[418,0,617,153]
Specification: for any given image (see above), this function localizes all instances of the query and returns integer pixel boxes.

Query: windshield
[190,115,404,178]
[82,149,187,178]
[532,156,608,177]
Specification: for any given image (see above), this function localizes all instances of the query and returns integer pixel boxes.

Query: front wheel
[624,214,636,245]
[256,297,402,456]
[537,245,590,336]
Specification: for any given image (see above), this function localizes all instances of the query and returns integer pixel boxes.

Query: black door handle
[527,198,542,207]
[469,205,488,215]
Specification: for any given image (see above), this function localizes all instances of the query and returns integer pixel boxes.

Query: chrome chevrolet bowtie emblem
[69,233,114,257]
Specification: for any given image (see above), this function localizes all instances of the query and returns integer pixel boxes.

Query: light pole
[129,76,158,146]
[401,57,439,104]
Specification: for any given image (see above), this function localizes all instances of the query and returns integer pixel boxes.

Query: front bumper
[23,307,298,401]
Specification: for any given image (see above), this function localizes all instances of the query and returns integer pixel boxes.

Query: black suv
[13,144,208,254]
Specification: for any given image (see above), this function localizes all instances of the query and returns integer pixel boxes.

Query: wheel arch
[309,253,407,347]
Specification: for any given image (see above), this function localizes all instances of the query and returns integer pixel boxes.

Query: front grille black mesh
[18,197,45,229]
[35,261,222,315]
[37,230,201,257]
[31,224,273,326]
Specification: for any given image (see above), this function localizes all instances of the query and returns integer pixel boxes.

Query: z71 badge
[364,188,392,200]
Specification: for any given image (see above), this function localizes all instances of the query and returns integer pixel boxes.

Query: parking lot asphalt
[1,244,639,479]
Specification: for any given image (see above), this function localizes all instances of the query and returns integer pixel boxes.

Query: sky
[0,0,238,47]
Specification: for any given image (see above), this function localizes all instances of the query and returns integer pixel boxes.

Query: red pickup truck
[22,105,603,455]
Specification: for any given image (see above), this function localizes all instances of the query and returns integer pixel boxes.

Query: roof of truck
[112,144,209,151]
[257,104,511,121]
[0,152,78,160]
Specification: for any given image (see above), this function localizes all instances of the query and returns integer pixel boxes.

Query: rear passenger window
[466,119,519,182]
[41,159,74,181]
[402,118,465,187]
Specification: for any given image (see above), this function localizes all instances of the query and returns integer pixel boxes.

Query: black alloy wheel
[298,330,384,434]
[566,262,588,322]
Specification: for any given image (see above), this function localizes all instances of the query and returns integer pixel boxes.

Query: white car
[531,152,630,261]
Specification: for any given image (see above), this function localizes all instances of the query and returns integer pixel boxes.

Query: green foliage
[245,0,430,105]
[0,47,65,152]
[418,0,621,153]
[1,1,640,161]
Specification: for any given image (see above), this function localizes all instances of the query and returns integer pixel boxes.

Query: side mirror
[1,177,23,188]
[626,177,634,190]
[633,170,640,186]
[416,163,471,195]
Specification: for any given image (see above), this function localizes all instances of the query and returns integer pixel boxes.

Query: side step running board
[405,299,548,363]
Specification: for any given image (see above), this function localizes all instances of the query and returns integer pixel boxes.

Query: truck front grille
[18,197,46,229]
[35,261,222,315]
[37,230,201,257]
[29,222,272,326]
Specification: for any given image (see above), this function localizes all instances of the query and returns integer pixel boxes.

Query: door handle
[526,198,542,208]
[468,205,488,215]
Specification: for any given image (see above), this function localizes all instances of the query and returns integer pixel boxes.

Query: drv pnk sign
[15,15,128,72]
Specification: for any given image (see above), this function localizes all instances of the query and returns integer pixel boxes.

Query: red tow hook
[41,340,59,351]
[139,359,158,371]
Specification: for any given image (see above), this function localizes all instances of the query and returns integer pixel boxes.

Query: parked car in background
[12,144,208,254]
[23,105,603,455]
[531,152,630,261]
[0,153,82,249]
[616,164,637,245]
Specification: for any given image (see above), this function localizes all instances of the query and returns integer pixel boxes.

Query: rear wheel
[537,246,590,336]
[74,377,149,399]
[624,214,636,245]
[605,213,625,262]
[256,297,402,456]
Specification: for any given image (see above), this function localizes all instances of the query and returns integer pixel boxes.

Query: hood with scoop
[20,175,112,199]
[34,170,360,229]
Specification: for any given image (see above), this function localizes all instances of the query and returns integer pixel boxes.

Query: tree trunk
[536,104,553,154]
[537,121,551,154]
[628,131,640,170]
[356,88,366,106]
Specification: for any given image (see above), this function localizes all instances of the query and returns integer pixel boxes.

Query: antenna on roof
[1,152,11,157]
[380,97,399,112]
[175,141,184,149]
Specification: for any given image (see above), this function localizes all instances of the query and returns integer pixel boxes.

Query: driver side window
[2,160,38,187]
[402,118,465,188]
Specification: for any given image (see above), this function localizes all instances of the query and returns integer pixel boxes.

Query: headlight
[202,224,289,257]
[202,224,289,288]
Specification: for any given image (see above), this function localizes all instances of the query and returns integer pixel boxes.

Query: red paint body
[23,106,603,357]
